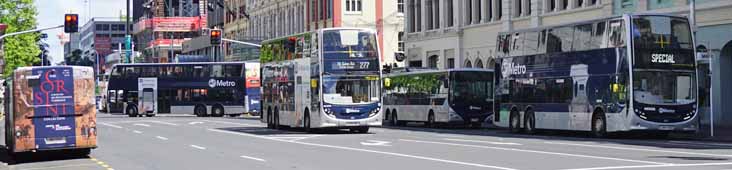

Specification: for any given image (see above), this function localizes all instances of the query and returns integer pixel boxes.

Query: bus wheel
[194,105,207,117]
[426,111,435,128]
[391,111,400,126]
[274,109,280,129]
[212,106,225,117]
[509,111,521,133]
[266,108,273,129]
[524,110,536,134]
[591,111,607,138]
[127,106,138,117]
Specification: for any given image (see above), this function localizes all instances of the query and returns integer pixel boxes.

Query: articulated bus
[260,27,383,133]
[383,68,494,127]
[2,66,97,155]
[107,62,259,117]
[493,14,698,137]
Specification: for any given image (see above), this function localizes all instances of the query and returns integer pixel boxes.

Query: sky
[35,0,128,64]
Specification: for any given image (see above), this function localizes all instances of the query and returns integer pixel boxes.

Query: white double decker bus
[260,28,383,133]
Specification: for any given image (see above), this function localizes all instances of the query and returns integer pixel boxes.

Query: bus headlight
[369,107,380,117]
[324,108,334,116]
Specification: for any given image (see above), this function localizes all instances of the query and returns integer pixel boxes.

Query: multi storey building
[77,18,132,73]
[245,0,405,66]
[133,0,208,63]
[404,0,732,138]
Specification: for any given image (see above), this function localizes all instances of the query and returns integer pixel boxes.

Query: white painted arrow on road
[360,140,392,146]
[189,121,204,125]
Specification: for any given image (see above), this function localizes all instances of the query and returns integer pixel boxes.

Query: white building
[245,0,405,66]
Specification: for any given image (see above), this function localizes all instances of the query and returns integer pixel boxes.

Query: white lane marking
[208,128,515,170]
[190,145,206,150]
[545,141,732,158]
[240,155,267,162]
[400,139,670,165]
[133,130,143,134]
[444,138,522,146]
[16,163,99,170]
[360,140,392,146]
[189,121,204,125]
[564,162,732,170]
[669,140,732,147]
[200,120,263,127]
[133,123,151,127]
[156,136,169,140]
[100,123,123,129]
[147,120,179,126]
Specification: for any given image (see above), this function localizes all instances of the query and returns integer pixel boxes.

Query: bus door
[138,78,158,115]
[157,89,172,113]
[108,90,124,113]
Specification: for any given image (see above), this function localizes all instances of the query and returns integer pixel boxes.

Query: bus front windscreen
[633,71,696,104]
[322,76,381,105]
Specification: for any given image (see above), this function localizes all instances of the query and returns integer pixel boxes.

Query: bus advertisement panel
[245,62,261,114]
[3,66,96,154]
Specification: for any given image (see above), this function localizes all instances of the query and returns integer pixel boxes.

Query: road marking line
[190,145,206,150]
[360,140,392,146]
[564,162,732,170]
[133,130,143,134]
[200,120,262,127]
[399,139,670,165]
[669,140,732,147]
[100,123,123,129]
[240,155,267,162]
[444,138,522,146]
[147,120,179,126]
[133,123,151,127]
[208,128,516,170]
[156,136,169,140]
[189,121,204,125]
[15,163,99,170]
[544,141,732,158]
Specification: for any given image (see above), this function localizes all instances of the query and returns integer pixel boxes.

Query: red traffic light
[64,14,78,33]
[210,29,222,45]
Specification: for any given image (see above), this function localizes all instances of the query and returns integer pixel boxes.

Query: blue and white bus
[260,28,383,133]
[493,14,698,137]
[383,68,494,127]
[107,62,258,117]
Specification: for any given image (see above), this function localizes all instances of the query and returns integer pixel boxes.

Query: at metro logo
[208,79,236,88]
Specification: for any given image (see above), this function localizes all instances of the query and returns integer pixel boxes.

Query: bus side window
[510,33,523,57]
[594,21,607,49]
[608,20,625,47]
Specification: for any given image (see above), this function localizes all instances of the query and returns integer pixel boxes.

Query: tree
[0,0,41,75]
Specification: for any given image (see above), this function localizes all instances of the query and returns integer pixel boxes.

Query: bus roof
[497,13,687,35]
[110,62,248,68]
[386,68,494,77]
[262,27,376,43]
[14,66,93,73]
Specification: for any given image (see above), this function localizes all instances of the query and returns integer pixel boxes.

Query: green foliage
[387,73,444,94]
[1,0,41,76]
[64,49,93,66]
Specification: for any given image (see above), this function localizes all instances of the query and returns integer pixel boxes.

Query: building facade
[405,0,732,139]
[222,0,262,62]
[245,0,405,66]
[133,0,208,63]
[77,18,132,73]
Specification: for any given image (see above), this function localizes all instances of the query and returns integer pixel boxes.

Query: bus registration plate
[659,126,674,131]
[471,118,479,122]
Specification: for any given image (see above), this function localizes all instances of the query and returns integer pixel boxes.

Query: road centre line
[563,162,732,170]
[444,138,522,145]
[544,141,732,158]
[208,128,515,170]
[240,155,267,162]
[133,130,143,134]
[200,120,263,127]
[190,145,207,150]
[399,139,670,165]
[669,140,732,147]
[100,122,123,129]
[156,136,169,140]
[146,120,179,126]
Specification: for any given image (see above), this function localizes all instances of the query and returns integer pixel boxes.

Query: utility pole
[126,0,131,63]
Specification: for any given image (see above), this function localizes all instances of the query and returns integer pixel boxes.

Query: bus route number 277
[335,61,370,70]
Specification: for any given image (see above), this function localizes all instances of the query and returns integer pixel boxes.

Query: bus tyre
[274,109,280,129]
[266,108,273,129]
[212,106,225,117]
[304,111,313,133]
[195,105,207,117]
[426,112,435,128]
[591,112,607,138]
[524,110,536,134]
[509,111,521,133]
[350,126,369,133]
[390,111,399,126]
[127,106,138,117]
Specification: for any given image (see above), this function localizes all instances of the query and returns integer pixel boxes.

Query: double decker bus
[2,66,97,155]
[107,62,258,117]
[260,28,382,133]
[383,68,494,127]
[494,14,698,137]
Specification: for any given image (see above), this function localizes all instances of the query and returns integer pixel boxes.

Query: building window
[433,0,440,29]
[426,0,433,30]
[648,0,674,10]
[613,0,636,14]
[476,59,484,68]
[514,0,522,17]
[346,0,362,12]
[398,32,404,51]
[409,60,423,67]
[96,24,109,31]
[466,0,472,24]
[428,55,439,68]
[398,0,404,13]
[465,60,472,68]
[416,0,422,31]
[447,58,455,68]
[446,0,454,27]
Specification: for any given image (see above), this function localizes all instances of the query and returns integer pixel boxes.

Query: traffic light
[210,29,222,45]
[64,14,78,33]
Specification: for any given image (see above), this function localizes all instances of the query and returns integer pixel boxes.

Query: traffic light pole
[222,38,261,47]
[0,25,63,40]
